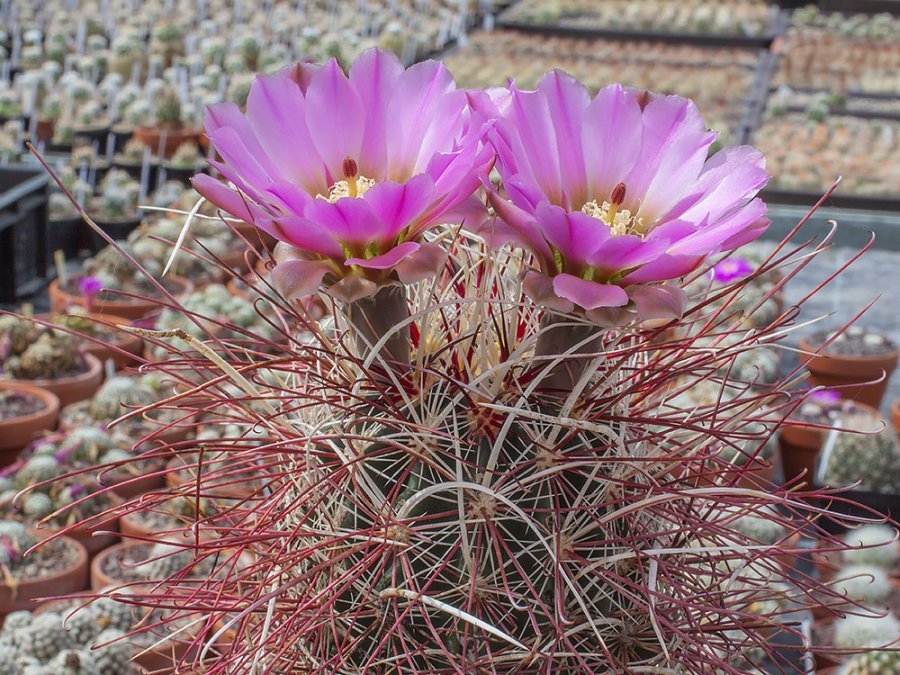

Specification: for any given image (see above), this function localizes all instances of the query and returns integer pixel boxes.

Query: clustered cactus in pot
[819,409,900,495]
[0,315,86,381]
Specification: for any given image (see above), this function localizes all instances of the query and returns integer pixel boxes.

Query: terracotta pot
[21,353,104,408]
[36,117,55,142]
[800,336,899,409]
[90,539,146,591]
[165,455,258,498]
[34,491,122,557]
[0,534,88,616]
[892,399,899,435]
[36,312,143,370]
[133,125,198,160]
[779,422,824,486]
[0,381,60,462]
[48,276,193,322]
[105,458,168,501]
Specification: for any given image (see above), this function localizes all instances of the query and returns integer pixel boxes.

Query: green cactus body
[843,525,900,569]
[842,649,900,675]
[834,614,900,650]
[92,629,134,675]
[17,613,73,662]
[89,376,158,421]
[823,413,900,494]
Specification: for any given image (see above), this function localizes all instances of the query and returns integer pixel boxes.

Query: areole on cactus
[31,48,896,675]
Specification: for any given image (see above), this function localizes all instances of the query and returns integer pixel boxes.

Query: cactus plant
[154,87,182,128]
[843,524,900,569]
[821,410,900,494]
[834,614,900,650]
[831,564,893,606]
[841,649,900,675]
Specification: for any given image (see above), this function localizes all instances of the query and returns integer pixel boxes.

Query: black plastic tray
[496,6,790,48]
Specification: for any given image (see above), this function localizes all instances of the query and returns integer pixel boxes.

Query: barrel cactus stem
[533,313,603,393]
[345,285,410,369]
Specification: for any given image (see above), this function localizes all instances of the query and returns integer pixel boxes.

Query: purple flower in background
[809,389,842,405]
[193,49,493,302]
[79,275,103,312]
[78,275,103,296]
[712,257,754,284]
[474,72,770,325]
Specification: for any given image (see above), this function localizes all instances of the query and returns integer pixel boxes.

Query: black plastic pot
[0,166,50,302]
[47,215,87,258]
[90,215,143,251]
[814,488,900,533]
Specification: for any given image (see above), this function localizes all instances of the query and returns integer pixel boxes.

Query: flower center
[320,176,376,203]
[581,200,646,237]
[581,182,646,238]
[317,156,376,203]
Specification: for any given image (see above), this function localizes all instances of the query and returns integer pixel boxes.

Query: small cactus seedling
[841,649,900,674]
[832,564,892,606]
[834,613,900,650]
[16,612,73,662]
[0,318,83,380]
[843,524,900,569]
[0,521,35,569]
[154,86,183,128]
[822,411,900,494]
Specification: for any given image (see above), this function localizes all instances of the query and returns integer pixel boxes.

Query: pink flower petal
[386,59,462,179]
[553,273,629,310]
[261,215,343,258]
[536,203,610,264]
[504,87,563,205]
[581,84,642,204]
[271,259,333,300]
[394,242,447,283]
[246,70,329,195]
[326,274,378,302]
[589,235,667,272]
[626,284,688,320]
[304,59,366,182]
[537,70,591,208]
[620,254,701,284]
[349,49,405,180]
[626,94,715,221]
[303,197,386,246]
[191,175,269,225]
[345,241,420,269]
[522,272,575,313]
[362,175,436,242]
[677,146,769,225]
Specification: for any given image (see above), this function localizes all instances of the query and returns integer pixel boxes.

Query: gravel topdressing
[808,326,898,357]
[0,392,47,420]
[8,536,80,582]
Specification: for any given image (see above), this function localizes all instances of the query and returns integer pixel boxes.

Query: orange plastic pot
[800,336,899,409]
[36,312,143,370]
[48,276,193,321]
[133,125,199,159]
[21,353,104,408]
[0,534,88,616]
[0,381,60,463]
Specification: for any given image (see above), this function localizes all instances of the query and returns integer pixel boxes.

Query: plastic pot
[0,533,88,616]
[18,353,104,408]
[800,336,899,409]
[48,276,193,322]
[0,381,60,463]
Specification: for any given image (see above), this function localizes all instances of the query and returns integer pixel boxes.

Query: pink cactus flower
[474,72,770,325]
[712,257,754,284]
[192,49,493,302]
